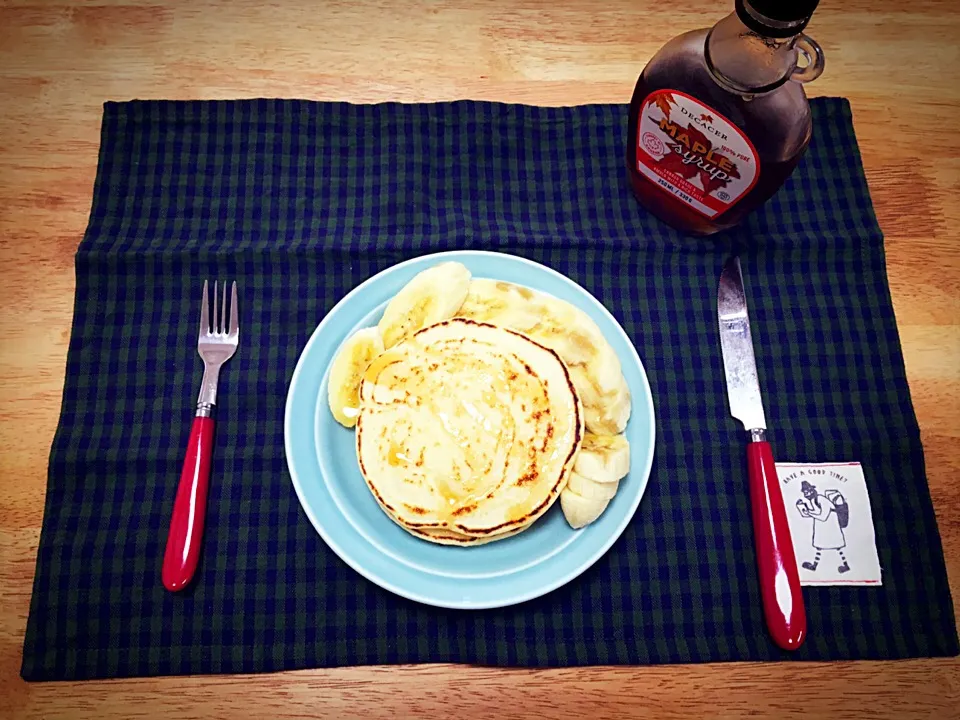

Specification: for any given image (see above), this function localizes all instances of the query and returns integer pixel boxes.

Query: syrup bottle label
[635,90,759,218]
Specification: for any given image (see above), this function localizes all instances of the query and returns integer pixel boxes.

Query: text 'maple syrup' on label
[636,89,759,218]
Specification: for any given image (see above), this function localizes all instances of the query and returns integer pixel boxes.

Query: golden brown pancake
[356,318,583,542]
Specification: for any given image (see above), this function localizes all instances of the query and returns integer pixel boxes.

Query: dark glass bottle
[627,0,825,235]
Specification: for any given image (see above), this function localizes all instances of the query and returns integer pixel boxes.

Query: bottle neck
[704,10,808,95]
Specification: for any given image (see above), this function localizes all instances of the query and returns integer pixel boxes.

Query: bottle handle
[792,33,825,84]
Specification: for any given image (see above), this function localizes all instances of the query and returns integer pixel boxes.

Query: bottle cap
[737,0,820,37]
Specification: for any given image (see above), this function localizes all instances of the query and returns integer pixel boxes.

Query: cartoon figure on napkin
[796,480,850,574]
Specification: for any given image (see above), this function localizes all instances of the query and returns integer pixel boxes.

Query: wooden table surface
[1,1,958,717]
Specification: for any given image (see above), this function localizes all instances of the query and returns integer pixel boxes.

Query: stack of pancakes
[327,262,632,545]
[357,319,582,545]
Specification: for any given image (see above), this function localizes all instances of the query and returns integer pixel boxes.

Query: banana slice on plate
[582,380,631,436]
[565,471,619,500]
[527,298,621,396]
[571,366,632,435]
[327,327,385,428]
[457,280,614,374]
[560,489,610,530]
[575,432,630,483]
[457,278,541,333]
[378,261,472,348]
[525,302,594,363]
[561,432,630,529]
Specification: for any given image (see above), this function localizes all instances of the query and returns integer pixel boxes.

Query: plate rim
[283,249,656,609]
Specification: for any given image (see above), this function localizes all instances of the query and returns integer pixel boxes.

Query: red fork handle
[747,440,807,650]
[162,415,214,592]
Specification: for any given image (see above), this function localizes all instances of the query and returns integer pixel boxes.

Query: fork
[162,280,239,592]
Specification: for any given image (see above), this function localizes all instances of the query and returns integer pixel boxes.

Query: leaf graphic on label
[700,148,741,196]
[656,147,700,180]
[678,122,712,156]
[652,93,675,119]
[700,170,732,195]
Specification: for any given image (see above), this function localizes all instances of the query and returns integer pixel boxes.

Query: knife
[718,257,806,651]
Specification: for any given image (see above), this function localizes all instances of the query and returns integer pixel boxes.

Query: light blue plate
[284,251,656,609]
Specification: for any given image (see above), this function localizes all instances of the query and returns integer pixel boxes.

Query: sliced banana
[578,344,625,397]
[378,262,472,348]
[575,432,630,483]
[560,488,609,529]
[457,279,540,332]
[569,364,629,429]
[525,302,593,364]
[327,327,385,428]
[527,300,621,397]
[565,471,619,500]
[583,379,631,436]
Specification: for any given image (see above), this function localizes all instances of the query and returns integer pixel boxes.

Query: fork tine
[200,279,209,335]
[212,280,219,334]
[229,281,239,338]
[222,280,229,334]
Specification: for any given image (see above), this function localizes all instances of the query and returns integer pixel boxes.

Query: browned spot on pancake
[357,417,397,513]
[516,468,539,486]
[356,417,368,475]
[452,504,477,517]
[508,371,518,381]
[429,363,439,371]
[371,486,395,512]
[404,525,477,543]
[516,286,534,300]
[364,478,395,513]
[403,504,428,515]
[404,519,444,528]
[522,361,534,375]
[458,486,557,535]
[416,449,425,467]
[541,423,555,452]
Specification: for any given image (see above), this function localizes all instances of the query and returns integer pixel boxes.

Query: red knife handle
[747,439,807,650]
[162,415,214,592]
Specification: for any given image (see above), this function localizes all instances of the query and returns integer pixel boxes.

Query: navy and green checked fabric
[22,98,957,680]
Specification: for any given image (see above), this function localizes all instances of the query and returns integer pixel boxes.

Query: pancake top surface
[356,318,583,537]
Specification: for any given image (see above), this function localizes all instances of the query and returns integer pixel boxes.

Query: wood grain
[1,1,958,717]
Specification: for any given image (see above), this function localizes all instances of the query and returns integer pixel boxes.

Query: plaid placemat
[22,98,957,680]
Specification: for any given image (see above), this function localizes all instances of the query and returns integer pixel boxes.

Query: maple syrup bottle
[627,0,825,234]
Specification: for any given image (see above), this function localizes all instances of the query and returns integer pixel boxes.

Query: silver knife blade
[718,257,767,431]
